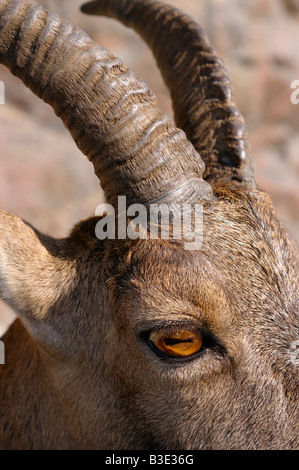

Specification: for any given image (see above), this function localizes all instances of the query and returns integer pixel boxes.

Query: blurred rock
[0,0,298,334]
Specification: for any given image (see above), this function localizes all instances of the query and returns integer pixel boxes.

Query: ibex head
[0,0,298,450]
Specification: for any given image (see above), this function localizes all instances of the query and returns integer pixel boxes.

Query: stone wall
[0,0,298,334]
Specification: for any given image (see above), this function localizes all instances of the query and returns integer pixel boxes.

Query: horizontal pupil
[148,329,203,359]
[164,337,193,346]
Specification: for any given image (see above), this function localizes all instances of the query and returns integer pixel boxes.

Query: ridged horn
[0,0,215,207]
[81,0,256,188]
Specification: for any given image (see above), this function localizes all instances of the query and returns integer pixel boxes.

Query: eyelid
[139,320,226,364]
[139,319,203,335]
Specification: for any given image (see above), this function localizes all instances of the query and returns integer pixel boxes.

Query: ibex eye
[149,328,203,358]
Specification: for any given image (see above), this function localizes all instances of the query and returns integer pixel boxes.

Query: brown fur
[0,0,298,451]
[0,186,298,449]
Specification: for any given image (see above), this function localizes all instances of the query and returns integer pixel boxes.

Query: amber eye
[149,328,203,358]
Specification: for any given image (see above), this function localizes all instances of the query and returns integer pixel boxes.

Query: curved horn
[0,0,214,207]
[81,0,256,188]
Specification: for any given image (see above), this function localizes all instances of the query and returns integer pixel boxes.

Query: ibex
[0,0,298,450]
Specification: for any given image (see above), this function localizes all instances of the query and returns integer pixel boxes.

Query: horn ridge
[81,0,256,187]
[0,0,215,206]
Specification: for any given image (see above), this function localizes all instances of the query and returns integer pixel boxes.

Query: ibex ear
[0,210,75,321]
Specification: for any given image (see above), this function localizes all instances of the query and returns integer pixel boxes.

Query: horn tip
[80,1,99,15]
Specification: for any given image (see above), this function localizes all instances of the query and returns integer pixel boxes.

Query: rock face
[0,0,298,334]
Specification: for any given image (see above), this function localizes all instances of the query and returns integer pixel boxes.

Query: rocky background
[0,0,298,335]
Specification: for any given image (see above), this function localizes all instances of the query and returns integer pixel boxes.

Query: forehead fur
[107,185,292,271]
[103,186,297,322]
